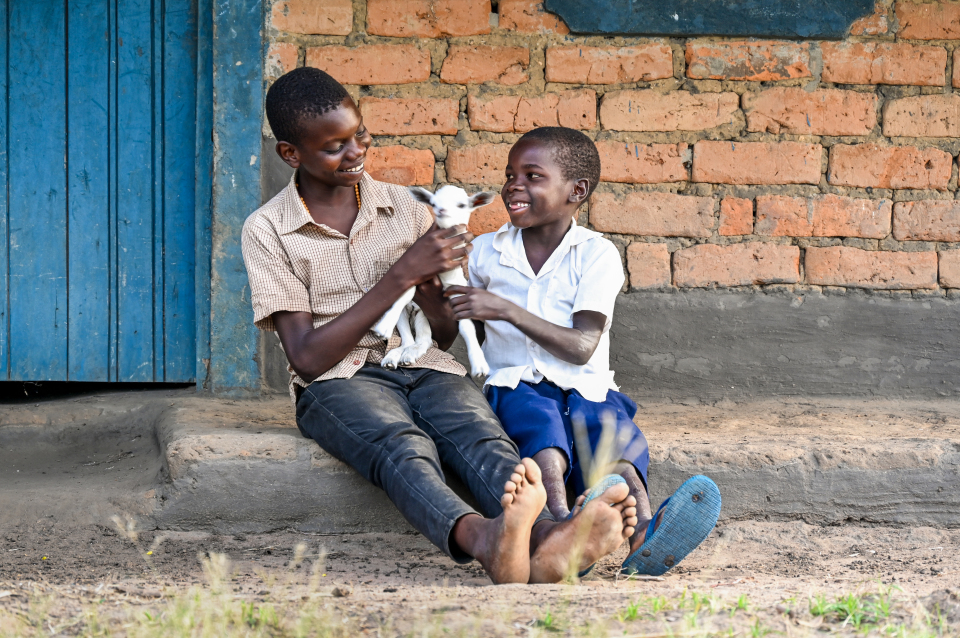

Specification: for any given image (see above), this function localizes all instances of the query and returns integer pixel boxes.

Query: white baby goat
[373,185,495,378]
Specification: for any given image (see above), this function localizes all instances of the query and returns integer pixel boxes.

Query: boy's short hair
[517,127,602,197]
[266,67,351,146]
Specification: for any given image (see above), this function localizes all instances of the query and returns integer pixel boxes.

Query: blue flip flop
[569,474,627,578]
[621,475,721,577]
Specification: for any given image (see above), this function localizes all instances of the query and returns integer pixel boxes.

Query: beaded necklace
[297,182,361,214]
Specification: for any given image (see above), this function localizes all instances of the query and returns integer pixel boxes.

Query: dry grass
[1,556,956,638]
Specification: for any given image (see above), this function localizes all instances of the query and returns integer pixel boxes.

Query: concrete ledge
[152,395,960,533]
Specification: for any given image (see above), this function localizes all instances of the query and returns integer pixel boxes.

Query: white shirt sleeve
[572,240,624,320]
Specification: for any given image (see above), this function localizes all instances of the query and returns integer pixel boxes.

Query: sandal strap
[646,497,670,544]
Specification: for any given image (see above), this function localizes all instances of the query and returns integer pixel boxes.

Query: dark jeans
[296,365,553,561]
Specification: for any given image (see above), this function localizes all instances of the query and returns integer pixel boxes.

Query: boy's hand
[389,225,474,288]
[445,286,518,322]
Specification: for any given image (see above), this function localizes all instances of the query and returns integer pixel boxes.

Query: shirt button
[353,360,361,365]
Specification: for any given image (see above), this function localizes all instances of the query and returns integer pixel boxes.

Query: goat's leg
[372,286,416,340]
[400,303,432,365]
[438,267,489,377]
[381,305,413,370]
[457,317,489,378]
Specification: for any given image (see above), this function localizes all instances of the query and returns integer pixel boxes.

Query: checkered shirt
[242,172,466,399]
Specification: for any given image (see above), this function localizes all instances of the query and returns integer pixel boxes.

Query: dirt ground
[1,389,960,635]
[1,519,959,635]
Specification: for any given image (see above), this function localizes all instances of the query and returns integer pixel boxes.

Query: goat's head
[409,185,496,229]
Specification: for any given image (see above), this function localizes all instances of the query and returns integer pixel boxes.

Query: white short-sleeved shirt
[468,221,625,402]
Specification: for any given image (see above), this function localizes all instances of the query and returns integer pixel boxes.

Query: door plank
[68,0,111,381]
[163,0,198,382]
[8,0,68,380]
[0,0,8,379]
[116,0,156,381]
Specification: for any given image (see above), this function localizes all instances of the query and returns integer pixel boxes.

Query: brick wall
[265,0,960,295]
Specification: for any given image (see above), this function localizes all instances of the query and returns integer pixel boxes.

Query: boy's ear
[569,178,590,205]
[469,191,496,208]
[276,141,300,169]
[408,186,436,206]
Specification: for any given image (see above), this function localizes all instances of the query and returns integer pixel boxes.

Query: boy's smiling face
[502,140,587,231]
[277,97,372,188]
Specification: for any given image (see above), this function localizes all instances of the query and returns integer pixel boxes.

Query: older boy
[448,127,721,576]
[241,69,637,584]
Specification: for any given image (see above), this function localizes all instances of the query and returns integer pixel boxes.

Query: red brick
[589,192,713,237]
[756,194,891,238]
[755,195,813,237]
[596,142,688,184]
[445,144,511,184]
[516,91,596,131]
[743,87,877,136]
[821,42,945,86]
[367,0,490,37]
[954,49,960,88]
[938,250,960,288]
[266,42,298,80]
[692,141,822,186]
[359,98,459,136]
[467,95,521,132]
[883,95,960,137]
[306,45,430,85]
[626,243,671,289]
[600,91,739,132]
[271,0,352,34]
[365,146,435,186]
[673,243,800,287]
[719,198,753,236]
[545,45,673,84]
[685,40,811,81]
[468,195,510,235]
[804,247,937,289]
[850,2,889,35]
[893,200,960,241]
[468,91,595,132]
[440,46,530,85]
[896,2,960,39]
[829,144,952,190]
[556,90,597,129]
[498,0,569,33]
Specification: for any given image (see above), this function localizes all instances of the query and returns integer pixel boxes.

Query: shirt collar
[492,219,602,278]
[277,172,393,236]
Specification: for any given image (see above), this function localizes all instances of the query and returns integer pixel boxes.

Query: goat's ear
[469,191,496,208]
[408,187,435,206]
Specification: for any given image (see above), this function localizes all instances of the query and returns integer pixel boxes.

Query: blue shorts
[485,381,649,495]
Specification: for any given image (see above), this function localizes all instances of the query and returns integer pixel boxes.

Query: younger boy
[448,127,720,575]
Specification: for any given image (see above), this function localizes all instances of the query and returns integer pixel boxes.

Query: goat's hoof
[470,364,490,378]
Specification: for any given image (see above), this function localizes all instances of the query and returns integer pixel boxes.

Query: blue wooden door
[0,0,198,382]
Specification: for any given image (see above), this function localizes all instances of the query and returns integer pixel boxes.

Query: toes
[622,506,637,521]
[596,481,629,506]
[623,525,636,539]
[503,480,518,494]
[501,492,515,508]
[520,458,541,484]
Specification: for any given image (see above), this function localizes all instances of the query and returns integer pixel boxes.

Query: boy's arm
[444,286,604,366]
[274,226,472,382]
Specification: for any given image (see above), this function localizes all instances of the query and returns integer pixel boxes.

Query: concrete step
[151,395,960,533]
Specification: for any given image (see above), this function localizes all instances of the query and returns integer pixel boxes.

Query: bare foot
[458,458,547,584]
[528,481,631,583]
[571,491,638,541]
